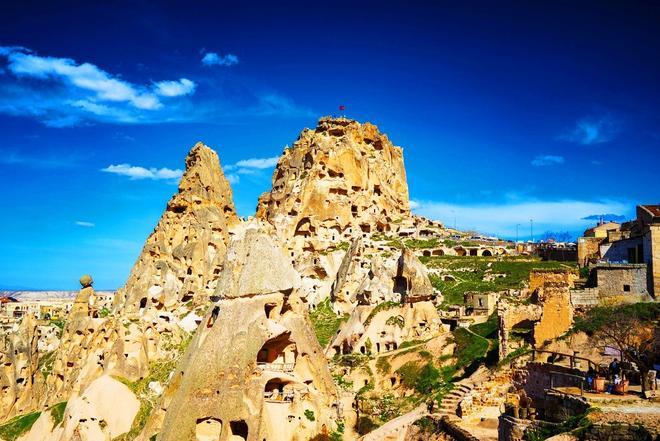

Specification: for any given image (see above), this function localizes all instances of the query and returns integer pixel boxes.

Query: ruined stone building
[577,204,660,299]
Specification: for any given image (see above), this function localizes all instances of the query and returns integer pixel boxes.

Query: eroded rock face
[10,142,240,427]
[155,223,340,441]
[0,314,43,421]
[114,142,239,314]
[257,117,410,244]
[255,118,413,306]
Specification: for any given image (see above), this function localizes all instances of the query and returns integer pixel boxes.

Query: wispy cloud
[411,198,630,238]
[75,221,95,228]
[101,163,183,180]
[224,155,279,185]
[201,52,239,67]
[0,149,79,168]
[560,115,619,145]
[226,173,240,185]
[226,156,279,170]
[0,46,199,126]
[531,155,564,167]
[153,78,196,97]
[0,46,310,126]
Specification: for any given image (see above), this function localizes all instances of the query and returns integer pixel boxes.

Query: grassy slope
[309,299,349,347]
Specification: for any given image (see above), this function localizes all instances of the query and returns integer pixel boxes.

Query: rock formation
[153,223,340,441]
[257,117,410,244]
[0,314,43,422]
[255,117,413,305]
[12,142,240,426]
[114,142,239,315]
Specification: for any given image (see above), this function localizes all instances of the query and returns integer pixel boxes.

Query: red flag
[339,105,346,111]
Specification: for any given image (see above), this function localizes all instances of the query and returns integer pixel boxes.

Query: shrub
[304,409,316,421]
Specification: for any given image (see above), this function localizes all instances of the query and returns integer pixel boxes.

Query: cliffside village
[0,118,657,441]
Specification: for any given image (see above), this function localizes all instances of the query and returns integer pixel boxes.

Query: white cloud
[101,163,183,180]
[75,221,95,228]
[0,46,309,126]
[201,52,239,67]
[232,156,279,169]
[560,115,619,145]
[153,78,196,97]
[4,49,162,109]
[531,155,564,166]
[411,198,630,238]
[226,173,240,185]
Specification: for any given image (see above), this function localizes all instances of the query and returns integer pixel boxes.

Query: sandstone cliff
[257,117,410,248]
[152,222,340,441]
[114,142,239,314]
[255,117,413,307]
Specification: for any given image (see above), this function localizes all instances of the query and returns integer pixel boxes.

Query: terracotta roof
[641,204,660,217]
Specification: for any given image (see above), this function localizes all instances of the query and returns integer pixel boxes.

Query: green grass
[453,328,490,369]
[469,314,498,338]
[38,350,57,379]
[425,256,572,309]
[50,402,67,428]
[0,411,41,441]
[363,301,400,327]
[403,238,439,249]
[309,299,349,346]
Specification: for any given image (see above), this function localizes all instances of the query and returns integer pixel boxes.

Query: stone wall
[533,282,573,347]
[577,237,601,267]
[647,224,660,298]
[570,288,599,307]
[584,422,658,441]
[600,236,643,263]
[529,269,576,293]
[595,264,649,301]
[497,414,537,441]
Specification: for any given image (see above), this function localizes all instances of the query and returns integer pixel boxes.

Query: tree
[573,303,659,391]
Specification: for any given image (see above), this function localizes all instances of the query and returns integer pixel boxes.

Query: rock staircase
[435,364,491,420]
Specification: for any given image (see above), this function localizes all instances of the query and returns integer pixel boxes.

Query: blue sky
[1,1,658,289]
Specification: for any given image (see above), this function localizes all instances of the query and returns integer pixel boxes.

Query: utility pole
[530,219,534,243]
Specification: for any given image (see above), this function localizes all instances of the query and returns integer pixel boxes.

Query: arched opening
[264,378,295,402]
[423,250,431,257]
[432,249,445,256]
[454,247,467,257]
[469,249,478,256]
[294,218,314,238]
[341,341,351,354]
[139,297,147,309]
[482,249,493,257]
[393,275,409,296]
[230,420,249,440]
[195,417,222,441]
[264,303,277,319]
[257,333,297,372]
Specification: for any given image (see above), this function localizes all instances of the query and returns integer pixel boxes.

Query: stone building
[591,263,650,302]
[584,204,660,298]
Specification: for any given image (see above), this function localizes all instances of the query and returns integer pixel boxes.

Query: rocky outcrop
[394,249,435,302]
[257,117,410,245]
[0,314,43,422]
[153,222,340,441]
[11,142,239,427]
[255,117,413,305]
[114,142,239,315]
